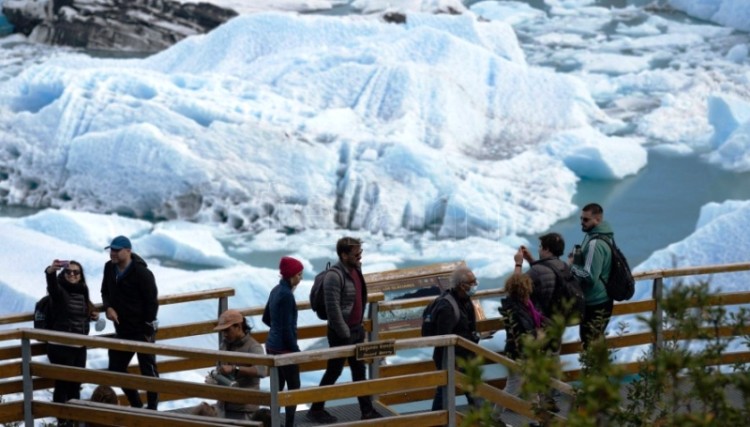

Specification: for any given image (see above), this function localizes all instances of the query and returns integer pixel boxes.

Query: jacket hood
[589,220,613,236]
[131,252,148,267]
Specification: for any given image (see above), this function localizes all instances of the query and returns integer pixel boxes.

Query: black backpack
[421,292,460,337]
[542,261,586,325]
[34,295,54,330]
[309,262,344,320]
[593,235,635,301]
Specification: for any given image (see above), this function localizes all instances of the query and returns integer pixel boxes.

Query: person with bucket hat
[214,309,267,420]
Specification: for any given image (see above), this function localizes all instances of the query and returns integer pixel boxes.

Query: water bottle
[573,244,583,265]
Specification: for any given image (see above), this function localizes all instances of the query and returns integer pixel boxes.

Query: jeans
[310,324,373,415]
[108,332,159,409]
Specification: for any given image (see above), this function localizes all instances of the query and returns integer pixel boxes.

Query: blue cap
[105,235,132,250]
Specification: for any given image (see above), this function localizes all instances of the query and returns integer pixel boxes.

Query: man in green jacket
[575,203,614,348]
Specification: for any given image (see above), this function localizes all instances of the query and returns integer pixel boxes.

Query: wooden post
[218,296,228,348]
[269,366,281,427]
[368,300,380,381]
[22,335,33,426]
[446,345,457,427]
[653,277,663,357]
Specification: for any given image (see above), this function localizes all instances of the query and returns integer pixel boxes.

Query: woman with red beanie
[263,256,303,427]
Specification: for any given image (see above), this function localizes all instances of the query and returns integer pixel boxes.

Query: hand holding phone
[56,260,70,268]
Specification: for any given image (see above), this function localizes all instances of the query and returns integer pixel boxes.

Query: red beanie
[279,256,304,279]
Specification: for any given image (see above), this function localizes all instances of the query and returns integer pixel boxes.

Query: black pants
[310,324,373,415]
[268,349,301,426]
[47,343,87,403]
[580,299,614,349]
[108,333,159,409]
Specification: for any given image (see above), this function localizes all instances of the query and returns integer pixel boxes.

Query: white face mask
[467,286,477,297]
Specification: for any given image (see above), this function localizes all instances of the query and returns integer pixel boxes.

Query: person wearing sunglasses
[575,203,615,348]
[100,235,160,410]
[44,259,99,424]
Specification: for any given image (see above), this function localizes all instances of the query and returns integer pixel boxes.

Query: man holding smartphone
[100,235,160,410]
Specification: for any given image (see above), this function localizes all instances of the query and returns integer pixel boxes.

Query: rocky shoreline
[1,0,238,52]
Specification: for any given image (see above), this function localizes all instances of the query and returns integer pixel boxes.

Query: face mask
[466,285,477,297]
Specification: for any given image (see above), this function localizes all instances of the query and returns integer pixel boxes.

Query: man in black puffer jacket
[101,235,159,410]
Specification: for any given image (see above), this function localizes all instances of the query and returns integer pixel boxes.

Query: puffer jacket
[46,271,91,335]
[527,257,567,318]
[323,261,368,339]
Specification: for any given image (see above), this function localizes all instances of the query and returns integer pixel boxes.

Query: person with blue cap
[100,235,160,410]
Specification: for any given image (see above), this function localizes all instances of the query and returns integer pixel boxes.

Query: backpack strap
[442,292,460,325]
[586,234,615,284]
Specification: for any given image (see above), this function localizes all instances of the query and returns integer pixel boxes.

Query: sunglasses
[64,270,81,277]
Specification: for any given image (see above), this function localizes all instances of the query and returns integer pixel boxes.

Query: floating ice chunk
[541,127,647,180]
[726,44,748,63]
[707,94,750,149]
[636,199,750,292]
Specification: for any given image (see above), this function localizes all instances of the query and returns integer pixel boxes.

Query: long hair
[57,260,95,315]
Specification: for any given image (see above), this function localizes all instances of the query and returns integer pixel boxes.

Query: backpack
[309,262,344,320]
[421,292,460,337]
[34,295,54,330]
[542,261,585,325]
[593,235,635,301]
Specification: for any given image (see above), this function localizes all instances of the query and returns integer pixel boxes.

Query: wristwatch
[233,365,240,377]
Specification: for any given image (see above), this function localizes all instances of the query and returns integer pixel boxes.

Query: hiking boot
[306,409,338,424]
[361,409,383,419]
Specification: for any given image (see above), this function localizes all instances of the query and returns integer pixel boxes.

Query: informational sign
[355,339,395,360]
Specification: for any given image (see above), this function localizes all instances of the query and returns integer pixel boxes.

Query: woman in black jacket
[494,274,546,421]
[44,259,98,408]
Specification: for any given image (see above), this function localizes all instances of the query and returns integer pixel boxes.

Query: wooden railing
[1,262,749,426]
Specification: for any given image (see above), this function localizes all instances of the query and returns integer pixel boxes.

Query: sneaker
[361,410,383,419]
[306,409,338,424]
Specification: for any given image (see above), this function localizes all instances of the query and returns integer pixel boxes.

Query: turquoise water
[539,150,750,269]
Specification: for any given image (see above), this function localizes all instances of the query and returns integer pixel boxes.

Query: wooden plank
[612,299,655,316]
[34,400,261,427]
[0,341,47,360]
[279,371,447,406]
[0,401,23,424]
[379,387,437,405]
[633,262,750,281]
[380,360,435,377]
[32,364,270,406]
[0,288,236,327]
[0,361,21,379]
[0,377,54,396]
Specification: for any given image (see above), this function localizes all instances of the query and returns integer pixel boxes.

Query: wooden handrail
[0,287,236,326]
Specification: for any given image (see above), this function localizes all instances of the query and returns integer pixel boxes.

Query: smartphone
[59,260,70,268]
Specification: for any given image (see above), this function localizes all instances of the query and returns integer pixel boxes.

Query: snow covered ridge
[0,12,646,238]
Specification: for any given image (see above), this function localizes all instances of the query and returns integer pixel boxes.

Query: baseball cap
[105,235,132,250]
[214,309,244,331]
